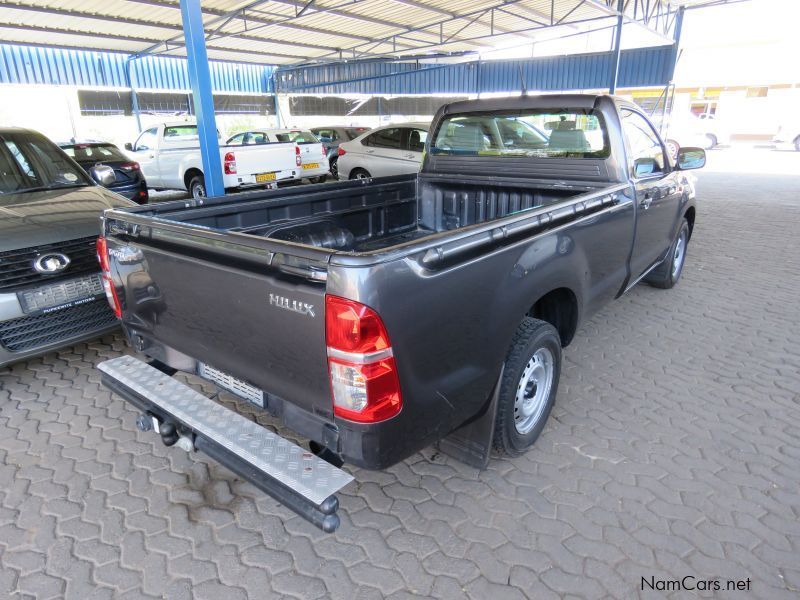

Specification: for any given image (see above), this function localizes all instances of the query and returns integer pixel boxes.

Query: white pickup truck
[124,121,301,198]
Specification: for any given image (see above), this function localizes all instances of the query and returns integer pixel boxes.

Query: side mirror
[676,147,706,170]
[633,157,658,177]
[124,142,133,151]
[90,164,116,188]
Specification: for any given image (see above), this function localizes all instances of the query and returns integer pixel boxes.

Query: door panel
[130,127,160,186]
[362,128,406,177]
[621,109,682,281]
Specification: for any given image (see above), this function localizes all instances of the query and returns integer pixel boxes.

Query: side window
[314,129,336,142]
[227,133,245,145]
[365,128,402,149]
[407,129,428,152]
[135,128,158,152]
[621,110,666,177]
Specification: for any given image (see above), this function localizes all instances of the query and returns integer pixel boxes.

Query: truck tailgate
[229,142,297,176]
[105,225,333,420]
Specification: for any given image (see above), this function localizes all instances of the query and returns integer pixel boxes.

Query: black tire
[189,174,206,199]
[794,136,800,152]
[645,218,690,289]
[309,175,327,184]
[329,156,338,179]
[703,133,717,149]
[493,318,562,456]
[349,168,371,180]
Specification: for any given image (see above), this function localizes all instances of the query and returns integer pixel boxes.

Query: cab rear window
[431,110,610,159]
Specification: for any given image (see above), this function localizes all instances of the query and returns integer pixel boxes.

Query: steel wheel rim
[672,230,687,278]
[356,171,367,179]
[330,159,338,178]
[193,183,205,198]
[514,347,554,434]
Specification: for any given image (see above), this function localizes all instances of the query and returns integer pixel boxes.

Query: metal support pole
[126,57,142,133]
[271,71,282,127]
[667,6,685,82]
[609,0,624,94]
[179,0,225,197]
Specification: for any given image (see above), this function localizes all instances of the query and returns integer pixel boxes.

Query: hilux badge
[269,293,315,317]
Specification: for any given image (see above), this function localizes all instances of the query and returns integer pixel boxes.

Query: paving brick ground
[1,148,799,599]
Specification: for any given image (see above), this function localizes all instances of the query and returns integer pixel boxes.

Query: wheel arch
[528,287,579,347]
[684,206,696,239]
[183,168,204,191]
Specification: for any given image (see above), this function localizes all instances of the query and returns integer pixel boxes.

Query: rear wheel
[794,136,800,152]
[189,174,206,199]
[493,318,561,456]
[646,218,690,289]
[702,133,717,149]
[349,168,371,180]
[329,156,339,179]
[309,175,327,184]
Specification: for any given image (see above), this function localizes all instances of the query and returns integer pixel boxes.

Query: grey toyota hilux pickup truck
[96,95,706,531]
[0,128,134,369]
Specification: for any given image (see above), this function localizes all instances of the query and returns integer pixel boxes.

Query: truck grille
[0,237,99,292]
[0,298,117,353]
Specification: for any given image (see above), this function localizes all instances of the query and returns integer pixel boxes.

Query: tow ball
[136,413,195,452]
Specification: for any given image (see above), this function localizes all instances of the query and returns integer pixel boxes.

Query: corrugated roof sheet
[0,0,714,66]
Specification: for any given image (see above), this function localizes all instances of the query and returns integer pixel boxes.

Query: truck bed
[127,173,606,256]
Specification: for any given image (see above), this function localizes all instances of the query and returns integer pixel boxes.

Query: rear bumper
[98,355,353,532]
[224,168,300,189]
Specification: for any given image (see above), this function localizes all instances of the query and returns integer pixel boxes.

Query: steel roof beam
[0,2,342,54]
[0,22,309,61]
[123,0,377,43]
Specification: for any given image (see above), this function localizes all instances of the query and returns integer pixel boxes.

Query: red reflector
[96,236,110,272]
[337,147,346,156]
[326,295,401,423]
[96,237,122,318]
[325,295,389,354]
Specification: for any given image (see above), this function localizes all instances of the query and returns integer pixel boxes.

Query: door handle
[365,149,374,154]
[404,153,414,159]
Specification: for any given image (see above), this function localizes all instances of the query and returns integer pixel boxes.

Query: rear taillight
[322,145,327,157]
[120,162,140,171]
[224,151,237,174]
[295,145,302,167]
[325,295,402,423]
[96,236,122,319]
[337,147,346,157]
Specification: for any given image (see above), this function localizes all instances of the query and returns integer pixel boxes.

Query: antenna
[517,64,528,96]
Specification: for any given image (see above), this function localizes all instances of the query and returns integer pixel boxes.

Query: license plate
[18,274,104,314]
[255,172,277,183]
[198,363,265,407]
[302,163,320,170]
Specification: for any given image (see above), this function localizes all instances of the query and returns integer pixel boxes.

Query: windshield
[0,131,90,195]
[275,130,319,144]
[62,143,127,163]
[431,109,609,158]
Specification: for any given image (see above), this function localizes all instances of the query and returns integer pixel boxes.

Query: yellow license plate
[302,163,320,170]
[255,172,277,182]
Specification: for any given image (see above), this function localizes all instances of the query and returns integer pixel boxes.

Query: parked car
[226,129,329,184]
[125,121,301,198]
[336,122,430,179]
[96,94,705,532]
[665,113,729,158]
[59,141,149,204]
[0,128,135,369]
[310,126,370,179]
[772,122,800,151]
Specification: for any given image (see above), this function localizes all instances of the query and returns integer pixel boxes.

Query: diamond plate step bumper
[98,355,353,532]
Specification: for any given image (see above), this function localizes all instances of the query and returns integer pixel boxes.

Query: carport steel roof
[0,0,722,66]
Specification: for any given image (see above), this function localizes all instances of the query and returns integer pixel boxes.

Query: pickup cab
[98,95,705,531]
[125,121,302,198]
